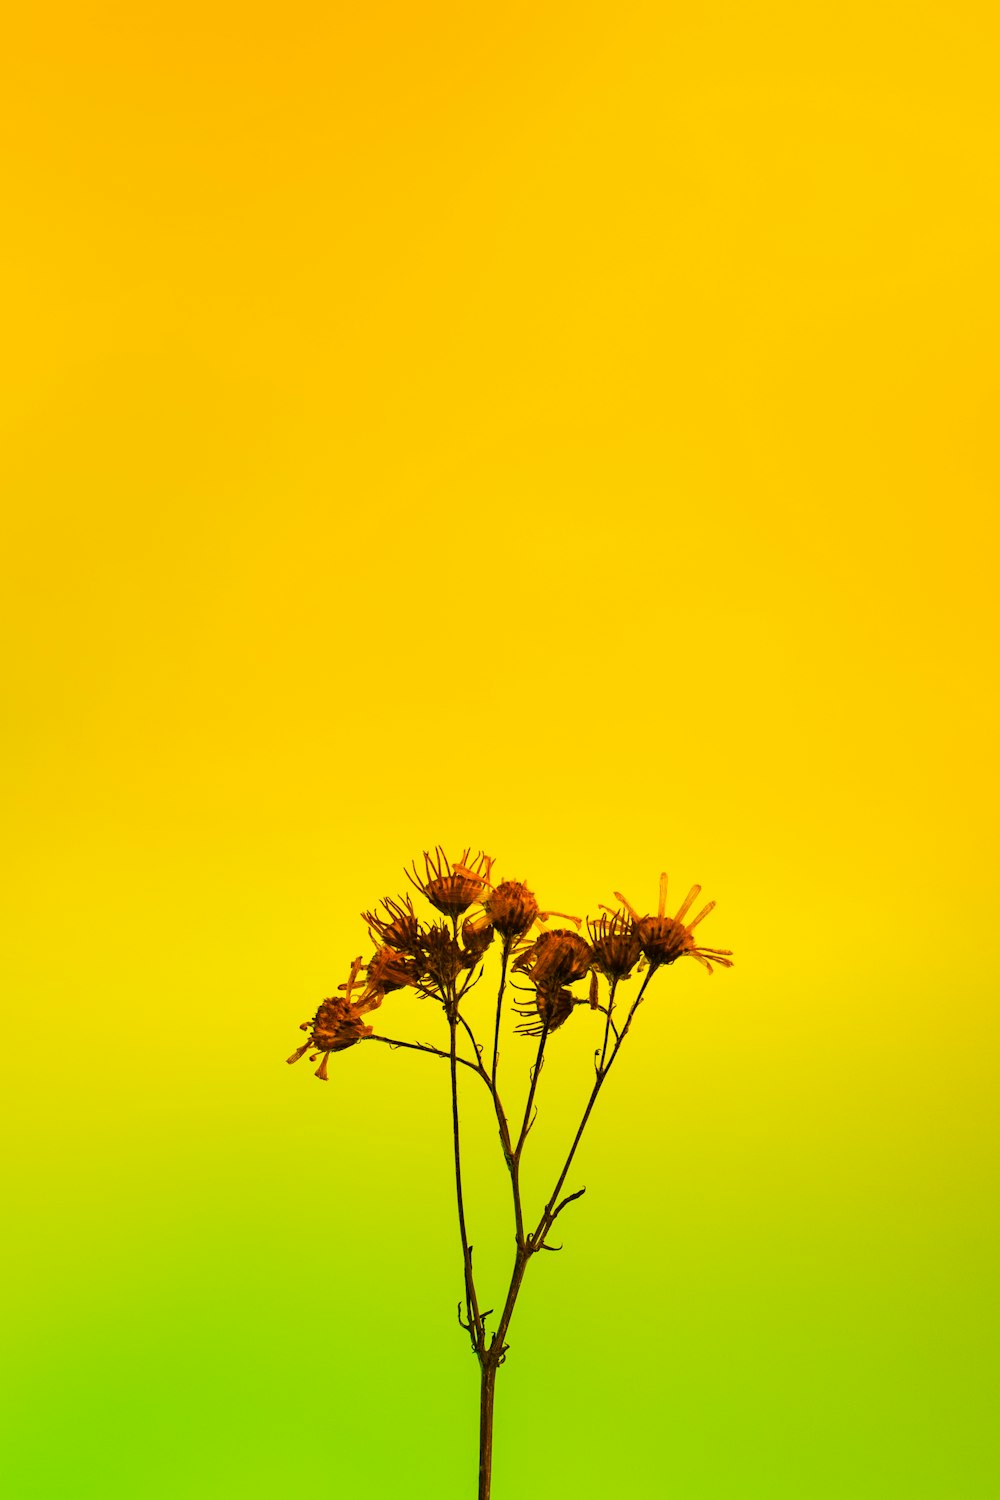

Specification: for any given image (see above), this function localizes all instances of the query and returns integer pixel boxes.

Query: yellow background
[4,2,998,1495]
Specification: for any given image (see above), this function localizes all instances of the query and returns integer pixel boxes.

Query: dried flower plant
[286,848,733,1497]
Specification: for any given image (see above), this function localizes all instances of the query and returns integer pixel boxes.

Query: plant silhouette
[287,849,733,1498]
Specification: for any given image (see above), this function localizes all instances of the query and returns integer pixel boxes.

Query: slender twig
[533,968,656,1250]
[598,976,619,1074]
[457,1009,484,1062]
[590,1003,620,1047]
[490,940,511,1093]
[500,1023,548,1254]
[439,915,485,1355]
[453,979,523,1246]
[365,1033,481,1074]
[450,1008,484,1351]
[514,1025,548,1160]
[486,972,657,1371]
[457,967,486,1001]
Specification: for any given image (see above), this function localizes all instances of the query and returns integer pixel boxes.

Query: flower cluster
[363,853,499,1012]
[287,850,733,1074]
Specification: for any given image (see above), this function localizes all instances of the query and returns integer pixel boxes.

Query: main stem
[479,1360,497,1500]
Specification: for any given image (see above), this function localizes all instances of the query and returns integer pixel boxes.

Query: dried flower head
[362,894,422,954]
[420,922,465,994]
[514,984,579,1036]
[587,910,642,981]
[286,957,380,1080]
[461,915,495,967]
[483,880,539,941]
[615,873,734,974]
[513,928,593,989]
[361,945,422,1006]
[407,847,494,918]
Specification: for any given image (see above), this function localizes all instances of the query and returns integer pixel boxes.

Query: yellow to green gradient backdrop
[3,3,998,1496]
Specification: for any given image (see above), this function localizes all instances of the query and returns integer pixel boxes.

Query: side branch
[486,970,658,1367]
[491,942,511,1093]
[532,967,656,1250]
[366,1034,482,1076]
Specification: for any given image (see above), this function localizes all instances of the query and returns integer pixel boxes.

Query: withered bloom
[461,915,495,967]
[420,922,464,993]
[615,873,734,974]
[362,894,422,953]
[484,880,539,941]
[514,984,579,1036]
[513,929,593,989]
[587,911,642,981]
[286,957,380,1080]
[361,944,421,1005]
[407,847,493,918]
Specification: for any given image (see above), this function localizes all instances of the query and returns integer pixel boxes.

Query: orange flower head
[513,928,593,989]
[286,957,380,1080]
[587,910,642,981]
[614,873,734,974]
[406,847,493,918]
[484,880,539,941]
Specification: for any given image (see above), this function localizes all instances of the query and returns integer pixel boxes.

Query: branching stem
[366,1033,480,1074]
[438,929,658,1498]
